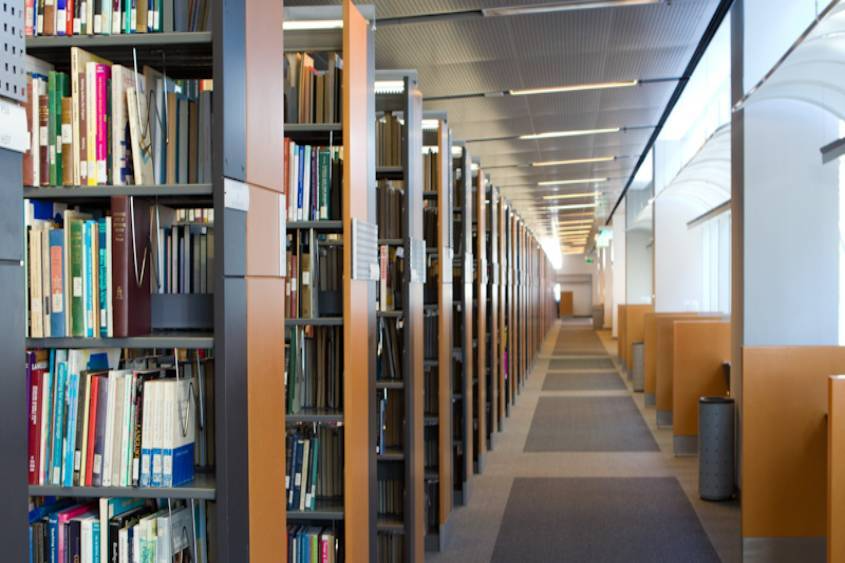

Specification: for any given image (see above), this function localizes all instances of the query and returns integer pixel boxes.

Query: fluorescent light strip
[374,80,405,94]
[539,178,607,187]
[533,156,616,167]
[542,192,595,201]
[548,203,598,211]
[283,19,343,30]
[422,119,440,131]
[483,0,662,17]
[520,127,619,141]
[511,80,638,97]
[559,219,595,225]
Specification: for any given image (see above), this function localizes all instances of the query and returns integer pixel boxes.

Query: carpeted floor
[549,357,616,370]
[542,371,626,391]
[491,477,721,563]
[524,396,660,452]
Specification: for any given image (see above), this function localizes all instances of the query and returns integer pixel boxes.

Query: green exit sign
[585,257,594,264]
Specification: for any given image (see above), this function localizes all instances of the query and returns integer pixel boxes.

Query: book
[111,196,151,337]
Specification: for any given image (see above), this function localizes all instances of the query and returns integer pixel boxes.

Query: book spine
[27,371,41,485]
[84,375,99,486]
[83,221,94,337]
[91,375,108,486]
[50,362,66,485]
[65,0,73,35]
[56,0,66,35]
[98,219,108,337]
[38,371,52,485]
[25,0,35,35]
[69,220,84,336]
[49,229,65,338]
[47,72,57,186]
[61,97,73,185]
[61,371,79,487]
[110,196,129,337]
[95,64,110,185]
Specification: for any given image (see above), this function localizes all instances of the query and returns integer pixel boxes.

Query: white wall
[626,229,653,304]
[611,202,626,337]
[654,195,705,312]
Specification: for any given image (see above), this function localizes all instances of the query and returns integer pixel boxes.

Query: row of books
[284,52,343,125]
[423,364,438,415]
[377,479,403,519]
[284,140,343,222]
[26,348,198,489]
[29,497,203,563]
[423,150,441,193]
[284,425,344,510]
[377,245,403,313]
[25,0,211,36]
[424,312,438,361]
[286,526,339,563]
[376,113,402,168]
[376,180,403,240]
[376,388,402,455]
[285,231,343,320]
[23,50,213,187]
[153,210,215,295]
[377,534,404,563]
[376,317,402,383]
[286,326,343,414]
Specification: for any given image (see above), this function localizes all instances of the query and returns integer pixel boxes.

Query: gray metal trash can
[592,305,604,330]
[631,342,644,391]
[698,396,735,501]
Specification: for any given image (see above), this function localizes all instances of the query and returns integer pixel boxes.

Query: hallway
[428,319,740,563]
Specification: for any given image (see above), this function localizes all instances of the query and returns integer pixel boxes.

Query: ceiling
[285,0,723,253]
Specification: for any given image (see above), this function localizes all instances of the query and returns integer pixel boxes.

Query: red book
[23,80,35,187]
[83,374,101,486]
[27,370,43,485]
[65,0,73,35]
[38,87,50,186]
[111,196,151,337]
[95,64,111,185]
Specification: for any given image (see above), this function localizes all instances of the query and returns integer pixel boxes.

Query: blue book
[48,229,65,338]
[50,362,67,486]
[83,221,95,338]
[161,379,196,487]
[55,0,67,35]
[97,219,108,337]
[92,520,100,563]
[28,499,73,524]
[297,146,304,220]
[48,513,58,563]
[62,370,80,487]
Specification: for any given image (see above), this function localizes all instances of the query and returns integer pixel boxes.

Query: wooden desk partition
[742,347,845,562]
[830,376,845,563]
[623,304,653,376]
[618,305,628,365]
[671,321,730,455]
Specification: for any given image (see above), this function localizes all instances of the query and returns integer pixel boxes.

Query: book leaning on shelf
[24,0,211,37]
[25,348,203,490]
[284,52,343,125]
[28,497,205,563]
[22,50,213,188]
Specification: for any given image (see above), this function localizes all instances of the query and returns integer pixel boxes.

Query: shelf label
[410,238,426,284]
[224,178,249,212]
[352,218,380,281]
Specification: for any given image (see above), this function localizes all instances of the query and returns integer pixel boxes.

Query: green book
[318,149,330,220]
[48,71,57,186]
[69,220,85,337]
[57,73,68,186]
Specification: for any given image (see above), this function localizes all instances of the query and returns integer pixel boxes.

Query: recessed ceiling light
[283,19,343,30]
[520,128,620,141]
[510,80,638,97]
[374,80,405,94]
[538,178,607,187]
[542,192,596,201]
[422,119,440,130]
[548,203,598,211]
[483,0,662,16]
[533,156,616,167]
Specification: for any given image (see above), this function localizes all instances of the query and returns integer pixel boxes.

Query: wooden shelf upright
[451,143,474,503]
[374,68,425,562]
[284,3,378,561]
[472,164,489,464]
[487,187,504,434]
[421,112,453,552]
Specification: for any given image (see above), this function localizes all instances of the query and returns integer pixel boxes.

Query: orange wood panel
[475,170,487,460]
[497,195,507,422]
[624,304,653,369]
[245,185,282,277]
[245,0,283,193]
[654,314,717,411]
[246,277,286,561]
[829,375,845,563]
[742,347,845,538]
[342,1,374,559]
[671,321,730,438]
[618,305,627,364]
[644,313,657,396]
[437,123,454,526]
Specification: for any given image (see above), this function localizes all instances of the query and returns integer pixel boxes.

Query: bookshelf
[451,143,473,503]
[8,0,288,560]
[472,167,489,460]
[374,68,425,562]
[421,112,453,552]
[487,186,503,435]
[506,204,518,408]
[283,3,377,561]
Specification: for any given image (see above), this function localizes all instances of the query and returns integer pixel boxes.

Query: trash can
[698,396,735,501]
[592,305,604,330]
[631,342,644,391]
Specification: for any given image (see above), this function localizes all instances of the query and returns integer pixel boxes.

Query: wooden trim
[343,1,375,558]
[742,347,845,538]
[656,315,722,414]
[829,375,845,563]
[624,304,653,368]
[475,169,487,465]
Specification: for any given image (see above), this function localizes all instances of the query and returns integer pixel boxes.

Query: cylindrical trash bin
[699,396,735,501]
[592,305,604,330]
[632,342,644,391]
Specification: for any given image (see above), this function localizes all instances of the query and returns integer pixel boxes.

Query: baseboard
[743,537,825,563]
[656,410,673,428]
[673,435,697,456]
[644,393,656,406]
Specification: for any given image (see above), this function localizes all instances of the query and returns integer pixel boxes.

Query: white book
[119,525,130,563]
[161,378,195,487]
[120,372,135,486]
[29,225,44,338]
[80,221,90,336]
[101,371,118,487]
[150,380,164,486]
[139,378,155,486]
[80,515,95,563]
[133,521,142,563]
[110,371,127,487]
[159,381,174,486]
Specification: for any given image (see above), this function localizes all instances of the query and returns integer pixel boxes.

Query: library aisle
[427,319,740,563]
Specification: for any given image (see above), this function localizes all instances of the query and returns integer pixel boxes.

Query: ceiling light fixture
[542,192,596,201]
[548,203,598,211]
[532,156,616,167]
[482,0,663,17]
[374,80,405,94]
[538,178,608,187]
[520,127,620,141]
[511,80,638,97]
[422,119,440,131]
[283,19,343,30]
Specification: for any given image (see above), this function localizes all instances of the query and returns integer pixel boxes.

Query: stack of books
[24,0,211,36]
[284,141,343,222]
[376,112,402,167]
[284,425,344,510]
[22,49,213,188]
[284,52,343,125]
